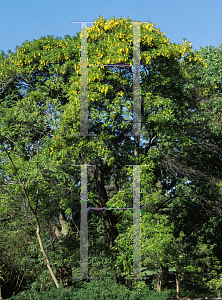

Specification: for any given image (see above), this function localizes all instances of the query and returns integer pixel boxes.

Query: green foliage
[0,263,4,282]
[0,224,38,295]
[194,45,222,96]
[9,278,174,300]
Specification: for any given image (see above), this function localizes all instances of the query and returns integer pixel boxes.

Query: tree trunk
[35,216,60,288]
[162,265,169,290]
[0,285,3,300]
[176,273,180,299]
[94,167,119,260]
[5,149,60,289]
[175,267,183,299]
[125,277,132,289]
[156,263,163,292]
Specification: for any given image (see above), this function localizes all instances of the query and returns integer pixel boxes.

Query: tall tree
[1,16,222,296]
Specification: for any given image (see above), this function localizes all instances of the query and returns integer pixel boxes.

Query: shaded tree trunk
[162,265,169,290]
[94,165,119,260]
[116,272,132,289]
[156,263,163,292]
[175,267,183,299]
[0,284,3,300]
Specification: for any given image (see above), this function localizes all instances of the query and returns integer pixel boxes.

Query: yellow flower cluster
[147,37,153,45]
[88,16,131,41]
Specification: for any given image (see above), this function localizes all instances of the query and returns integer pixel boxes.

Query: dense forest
[0,16,222,299]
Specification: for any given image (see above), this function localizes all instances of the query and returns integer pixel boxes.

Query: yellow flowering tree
[1,16,221,296]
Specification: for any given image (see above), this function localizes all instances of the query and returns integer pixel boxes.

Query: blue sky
[1,0,222,53]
